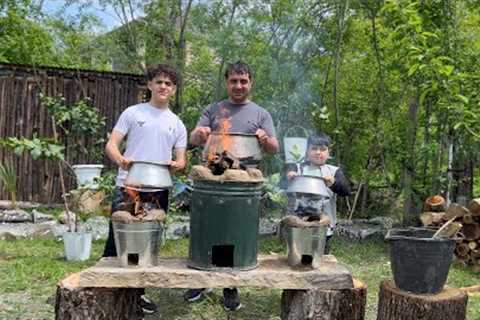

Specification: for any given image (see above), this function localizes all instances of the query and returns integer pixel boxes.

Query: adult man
[186,61,279,311]
[103,64,187,315]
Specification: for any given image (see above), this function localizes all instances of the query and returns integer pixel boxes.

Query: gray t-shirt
[113,102,187,186]
[196,100,276,137]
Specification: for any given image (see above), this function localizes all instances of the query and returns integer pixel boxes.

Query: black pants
[102,187,169,257]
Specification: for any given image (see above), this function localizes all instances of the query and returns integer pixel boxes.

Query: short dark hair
[307,133,331,149]
[146,64,178,85]
[224,61,253,80]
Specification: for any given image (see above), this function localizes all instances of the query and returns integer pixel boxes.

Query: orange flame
[206,105,233,161]
[124,187,140,202]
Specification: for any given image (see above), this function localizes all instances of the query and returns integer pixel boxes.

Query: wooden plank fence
[0,63,147,203]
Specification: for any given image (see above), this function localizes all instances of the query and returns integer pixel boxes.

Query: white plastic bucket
[283,126,309,163]
[284,137,308,163]
[72,164,104,189]
[63,232,92,261]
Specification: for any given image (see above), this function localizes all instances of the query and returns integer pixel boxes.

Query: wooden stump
[377,280,468,320]
[55,273,143,320]
[281,278,367,320]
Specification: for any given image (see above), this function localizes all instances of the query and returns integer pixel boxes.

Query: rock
[59,211,76,228]
[0,231,17,240]
[32,209,55,223]
[171,182,192,211]
[82,216,109,240]
[0,221,58,239]
[259,218,279,236]
[336,217,393,241]
[165,222,190,240]
[69,189,105,213]
[0,209,32,222]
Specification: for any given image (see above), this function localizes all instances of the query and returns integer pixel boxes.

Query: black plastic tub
[385,227,455,294]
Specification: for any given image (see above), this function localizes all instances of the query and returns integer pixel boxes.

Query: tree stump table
[377,280,468,320]
[281,278,367,320]
[55,255,364,320]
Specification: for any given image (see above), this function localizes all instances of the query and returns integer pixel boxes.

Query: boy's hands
[323,175,335,187]
[287,171,297,180]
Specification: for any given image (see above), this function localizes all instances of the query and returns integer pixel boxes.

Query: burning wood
[111,187,166,223]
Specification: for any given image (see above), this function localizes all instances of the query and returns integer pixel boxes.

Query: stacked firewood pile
[420,195,480,271]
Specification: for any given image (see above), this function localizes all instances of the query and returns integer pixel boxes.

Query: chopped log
[467,198,480,216]
[281,278,367,320]
[462,224,480,241]
[55,273,143,320]
[425,195,446,212]
[462,214,474,224]
[376,280,468,320]
[455,243,470,257]
[444,203,469,220]
[436,222,462,238]
[420,212,445,226]
[468,241,477,251]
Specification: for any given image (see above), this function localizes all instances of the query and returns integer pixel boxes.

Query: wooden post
[55,274,143,320]
[281,278,367,320]
[377,280,468,320]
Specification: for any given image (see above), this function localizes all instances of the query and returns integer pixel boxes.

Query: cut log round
[455,243,470,257]
[281,278,367,320]
[376,280,468,320]
[420,212,445,226]
[462,224,480,241]
[462,214,474,224]
[444,203,469,220]
[467,198,480,216]
[55,274,143,320]
[425,195,446,212]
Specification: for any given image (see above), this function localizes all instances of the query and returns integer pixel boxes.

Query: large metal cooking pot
[124,161,172,189]
[287,175,330,197]
[203,132,262,161]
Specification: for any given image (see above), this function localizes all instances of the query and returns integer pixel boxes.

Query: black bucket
[385,227,455,294]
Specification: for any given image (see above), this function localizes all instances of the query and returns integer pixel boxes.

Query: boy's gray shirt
[196,100,276,137]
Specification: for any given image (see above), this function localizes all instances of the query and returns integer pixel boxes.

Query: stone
[0,209,32,222]
[0,231,17,240]
[336,218,389,241]
[259,218,279,236]
[78,255,353,290]
[58,210,76,228]
[165,221,189,240]
[82,216,109,240]
[31,209,54,223]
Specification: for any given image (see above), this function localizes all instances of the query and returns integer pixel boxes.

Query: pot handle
[284,125,309,138]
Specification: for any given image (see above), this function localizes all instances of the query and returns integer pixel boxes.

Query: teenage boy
[103,64,187,315]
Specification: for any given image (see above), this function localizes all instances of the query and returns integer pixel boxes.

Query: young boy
[286,132,350,253]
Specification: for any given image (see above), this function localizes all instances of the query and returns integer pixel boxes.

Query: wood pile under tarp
[420,195,480,272]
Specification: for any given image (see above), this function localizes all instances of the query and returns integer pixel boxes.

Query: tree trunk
[377,280,468,320]
[55,274,143,320]
[281,278,366,320]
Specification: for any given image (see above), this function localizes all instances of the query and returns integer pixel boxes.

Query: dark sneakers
[140,295,158,315]
[223,288,242,311]
[183,288,213,302]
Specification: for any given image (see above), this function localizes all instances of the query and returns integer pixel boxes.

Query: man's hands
[169,160,186,172]
[255,129,269,145]
[287,171,298,180]
[190,126,211,145]
[116,156,133,170]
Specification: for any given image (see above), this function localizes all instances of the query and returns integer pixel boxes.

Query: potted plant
[1,93,106,261]
[39,94,107,189]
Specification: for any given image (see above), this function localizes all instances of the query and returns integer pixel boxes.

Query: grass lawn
[0,235,479,320]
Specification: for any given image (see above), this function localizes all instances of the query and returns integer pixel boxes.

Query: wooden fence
[0,63,147,203]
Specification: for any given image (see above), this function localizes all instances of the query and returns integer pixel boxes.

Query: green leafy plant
[0,160,17,209]
[39,93,106,162]
[1,136,64,160]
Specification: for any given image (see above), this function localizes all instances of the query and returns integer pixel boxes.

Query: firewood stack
[420,195,480,272]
